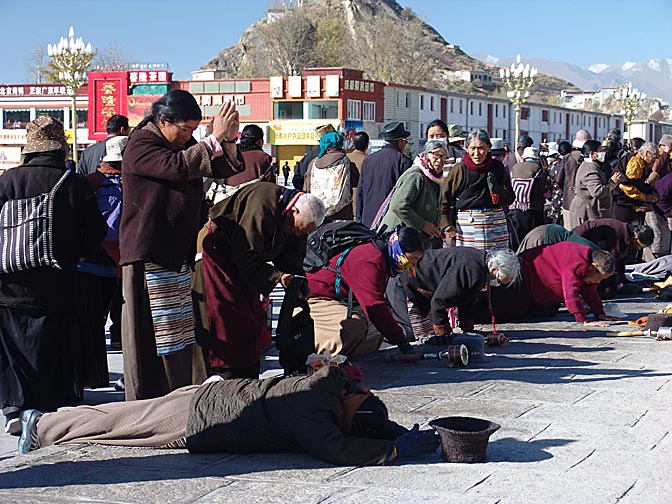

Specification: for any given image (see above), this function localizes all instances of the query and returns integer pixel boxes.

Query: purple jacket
[655,171,672,216]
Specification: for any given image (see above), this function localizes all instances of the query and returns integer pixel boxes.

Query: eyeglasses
[428,151,448,160]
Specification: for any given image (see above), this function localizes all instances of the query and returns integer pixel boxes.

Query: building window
[521,107,528,120]
[542,110,549,122]
[347,99,361,120]
[307,100,338,119]
[450,98,454,113]
[37,108,65,124]
[553,111,557,123]
[478,102,482,116]
[4,109,30,129]
[470,102,474,115]
[363,101,376,121]
[420,123,424,139]
[420,95,425,110]
[459,100,463,114]
[430,96,435,111]
[405,92,410,108]
[503,106,506,118]
[274,101,303,119]
[495,104,498,118]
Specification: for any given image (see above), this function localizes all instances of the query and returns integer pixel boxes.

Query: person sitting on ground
[306,227,424,357]
[395,248,520,341]
[17,366,439,466]
[483,242,619,326]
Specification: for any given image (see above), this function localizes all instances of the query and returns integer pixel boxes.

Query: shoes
[18,409,42,455]
[4,413,21,436]
[114,376,125,392]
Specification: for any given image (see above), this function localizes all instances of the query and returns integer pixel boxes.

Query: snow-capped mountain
[474,54,672,105]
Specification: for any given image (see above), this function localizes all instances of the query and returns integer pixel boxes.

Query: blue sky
[0,0,668,84]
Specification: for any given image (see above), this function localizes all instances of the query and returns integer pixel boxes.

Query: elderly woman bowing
[120,90,244,401]
[377,139,445,246]
[201,183,325,378]
[441,129,514,251]
[397,248,520,339]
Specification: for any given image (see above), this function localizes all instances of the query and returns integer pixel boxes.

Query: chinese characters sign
[0,85,67,96]
[269,120,341,145]
[87,72,128,141]
[128,70,169,85]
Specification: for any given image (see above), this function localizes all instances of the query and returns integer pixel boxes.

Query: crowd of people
[2,88,670,465]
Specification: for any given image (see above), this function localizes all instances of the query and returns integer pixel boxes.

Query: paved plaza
[0,295,670,503]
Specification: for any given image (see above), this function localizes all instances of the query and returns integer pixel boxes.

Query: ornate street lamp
[47,26,96,165]
[500,54,538,148]
[614,82,646,144]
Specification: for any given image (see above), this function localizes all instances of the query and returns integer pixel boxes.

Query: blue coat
[356,144,411,227]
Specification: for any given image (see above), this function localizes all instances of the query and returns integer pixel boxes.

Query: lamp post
[47,26,96,165]
[614,82,646,145]
[500,54,538,149]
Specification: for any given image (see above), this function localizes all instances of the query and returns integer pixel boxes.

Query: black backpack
[275,276,314,376]
[303,220,386,273]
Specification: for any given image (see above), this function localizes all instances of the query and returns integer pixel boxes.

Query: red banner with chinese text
[87,72,128,141]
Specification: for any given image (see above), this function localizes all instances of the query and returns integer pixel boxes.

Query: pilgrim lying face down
[18,366,439,465]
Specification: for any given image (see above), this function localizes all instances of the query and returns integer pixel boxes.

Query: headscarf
[386,228,413,277]
[319,131,344,158]
[413,154,444,184]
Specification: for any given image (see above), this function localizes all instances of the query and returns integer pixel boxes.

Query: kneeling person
[306,227,424,357]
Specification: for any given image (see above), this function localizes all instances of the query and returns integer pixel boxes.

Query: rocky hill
[202,0,580,104]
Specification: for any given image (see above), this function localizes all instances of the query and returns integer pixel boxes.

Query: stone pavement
[0,295,671,503]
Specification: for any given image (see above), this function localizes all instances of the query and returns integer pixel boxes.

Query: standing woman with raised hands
[119,90,244,401]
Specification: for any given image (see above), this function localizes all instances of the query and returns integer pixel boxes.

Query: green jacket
[378,167,441,234]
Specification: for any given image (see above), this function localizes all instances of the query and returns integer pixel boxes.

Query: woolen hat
[447,124,466,143]
[23,116,68,154]
[102,135,128,162]
[381,121,411,141]
[658,134,672,147]
[572,129,592,149]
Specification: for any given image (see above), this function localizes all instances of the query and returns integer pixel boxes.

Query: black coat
[356,144,411,227]
[0,153,107,310]
[186,366,394,466]
[402,248,488,325]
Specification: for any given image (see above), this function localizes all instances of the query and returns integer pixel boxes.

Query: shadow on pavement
[487,437,573,463]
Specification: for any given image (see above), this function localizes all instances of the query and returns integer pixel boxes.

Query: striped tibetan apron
[456,208,510,251]
[145,262,195,355]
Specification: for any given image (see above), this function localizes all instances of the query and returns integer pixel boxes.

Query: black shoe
[18,409,42,455]
[4,412,21,436]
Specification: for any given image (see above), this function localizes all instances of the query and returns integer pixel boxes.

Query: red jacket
[306,242,405,345]
[519,242,604,323]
